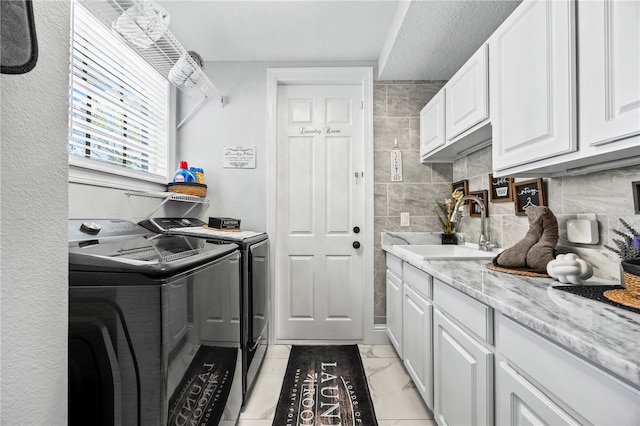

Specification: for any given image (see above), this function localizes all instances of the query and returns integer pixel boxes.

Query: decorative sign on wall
[468,190,489,217]
[633,181,640,214]
[489,173,514,202]
[223,146,256,169]
[451,179,469,197]
[513,178,546,216]
[390,149,403,182]
[452,179,470,214]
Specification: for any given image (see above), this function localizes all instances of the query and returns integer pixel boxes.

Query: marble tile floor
[238,345,436,426]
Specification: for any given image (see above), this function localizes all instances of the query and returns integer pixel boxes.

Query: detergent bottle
[172,161,196,183]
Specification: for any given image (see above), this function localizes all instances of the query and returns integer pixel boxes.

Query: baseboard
[372,325,391,345]
[274,326,391,346]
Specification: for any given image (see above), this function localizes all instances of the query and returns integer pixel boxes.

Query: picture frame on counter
[513,178,546,216]
[489,173,514,202]
[468,190,488,218]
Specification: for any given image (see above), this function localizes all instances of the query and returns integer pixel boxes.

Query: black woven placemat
[553,285,640,314]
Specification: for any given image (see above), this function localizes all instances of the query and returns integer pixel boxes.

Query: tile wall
[373,81,640,325]
[453,147,640,282]
[373,80,448,324]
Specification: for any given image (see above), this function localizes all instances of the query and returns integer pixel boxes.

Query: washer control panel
[69,219,150,243]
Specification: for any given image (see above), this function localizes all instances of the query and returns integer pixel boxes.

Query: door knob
[353,241,361,249]
[353,226,360,234]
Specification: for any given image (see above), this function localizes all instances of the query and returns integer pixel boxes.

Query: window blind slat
[69,3,169,181]
[72,33,166,106]
[69,139,166,170]
[73,10,167,94]
[70,117,164,157]
[71,79,165,134]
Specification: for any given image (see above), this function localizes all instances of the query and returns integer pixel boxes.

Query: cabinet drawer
[498,315,640,426]
[386,252,403,277]
[433,279,492,343]
[403,263,432,299]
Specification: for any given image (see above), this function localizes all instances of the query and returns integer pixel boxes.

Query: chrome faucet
[450,195,495,251]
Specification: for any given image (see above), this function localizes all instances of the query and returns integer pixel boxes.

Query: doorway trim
[266,67,375,344]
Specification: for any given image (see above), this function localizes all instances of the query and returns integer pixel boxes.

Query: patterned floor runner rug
[272,345,378,426]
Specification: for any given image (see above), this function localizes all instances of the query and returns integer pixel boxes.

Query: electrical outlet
[400,212,410,227]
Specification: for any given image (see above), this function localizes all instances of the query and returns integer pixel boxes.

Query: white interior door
[276,83,364,340]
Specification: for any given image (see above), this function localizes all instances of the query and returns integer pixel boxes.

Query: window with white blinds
[68,3,170,183]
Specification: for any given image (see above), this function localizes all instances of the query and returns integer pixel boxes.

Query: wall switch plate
[400,212,410,227]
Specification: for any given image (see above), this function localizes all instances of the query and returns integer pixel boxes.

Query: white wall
[177,61,375,231]
[0,1,70,423]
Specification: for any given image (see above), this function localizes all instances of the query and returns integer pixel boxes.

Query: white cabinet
[490,0,577,173]
[578,0,640,148]
[402,271,434,409]
[446,44,489,141]
[497,361,581,425]
[386,268,403,357]
[498,315,640,426]
[433,309,494,426]
[420,44,492,163]
[386,253,403,356]
[419,90,446,160]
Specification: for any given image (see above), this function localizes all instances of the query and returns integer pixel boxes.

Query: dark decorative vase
[441,233,457,245]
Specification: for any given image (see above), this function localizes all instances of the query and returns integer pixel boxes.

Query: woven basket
[621,259,640,299]
[167,182,207,197]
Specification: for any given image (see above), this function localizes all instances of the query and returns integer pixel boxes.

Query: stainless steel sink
[393,244,501,260]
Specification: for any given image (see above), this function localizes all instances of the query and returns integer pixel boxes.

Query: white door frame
[266,67,375,344]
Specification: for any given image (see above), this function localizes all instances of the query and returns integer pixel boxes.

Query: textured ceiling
[158,0,522,80]
[158,1,399,62]
[379,0,521,80]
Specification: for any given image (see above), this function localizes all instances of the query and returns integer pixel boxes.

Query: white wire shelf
[125,190,209,218]
[78,0,224,113]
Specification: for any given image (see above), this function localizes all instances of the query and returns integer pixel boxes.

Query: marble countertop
[383,243,640,389]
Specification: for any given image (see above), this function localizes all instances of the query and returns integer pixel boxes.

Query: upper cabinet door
[446,44,489,141]
[490,0,577,172]
[579,0,640,147]
[420,90,446,161]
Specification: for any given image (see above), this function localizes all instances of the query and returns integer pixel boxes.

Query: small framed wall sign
[489,173,514,202]
[513,178,546,216]
[633,181,640,214]
[223,146,256,169]
[468,190,489,217]
[452,179,470,213]
[451,179,469,197]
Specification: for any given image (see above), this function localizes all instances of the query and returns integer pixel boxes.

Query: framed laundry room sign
[223,146,256,169]
[513,178,546,216]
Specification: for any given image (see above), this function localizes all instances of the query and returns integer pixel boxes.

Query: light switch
[400,212,410,227]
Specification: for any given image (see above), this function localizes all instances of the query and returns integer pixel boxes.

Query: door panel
[288,137,314,233]
[288,255,315,318]
[277,84,364,340]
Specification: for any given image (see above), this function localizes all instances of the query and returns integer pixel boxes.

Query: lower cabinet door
[386,269,403,357]
[433,309,493,426]
[402,284,433,409]
[497,361,580,425]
